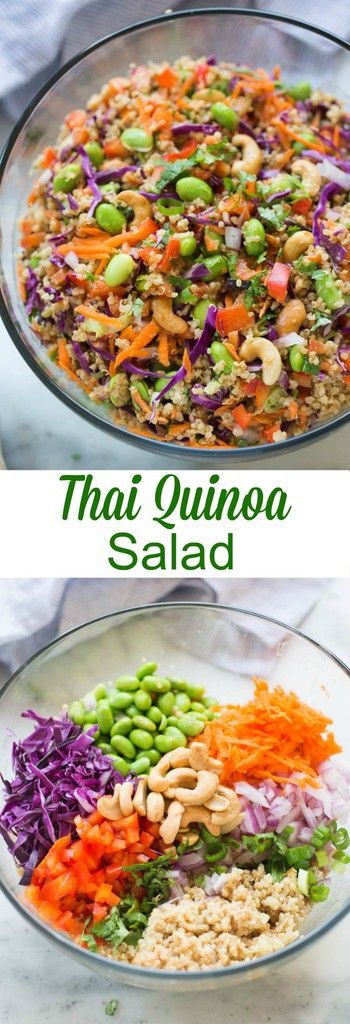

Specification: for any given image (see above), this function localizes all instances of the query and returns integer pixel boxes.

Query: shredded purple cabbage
[77,144,103,215]
[25,269,43,315]
[150,304,217,418]
[206,54,217,66]
[72,341,92,373]
[140,190,178,201]
[67,193,79,211]
[172,122,217,136]
[266,189,292,204]
[312,181,346,265]
[238,119,255,139]
[95,165,138,184]
[190,387,225,410]
[121,361,164,378]
[0,711,121,879]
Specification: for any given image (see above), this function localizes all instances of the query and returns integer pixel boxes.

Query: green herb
[226,252,239,277]
[243,273,267,309]
[302,357,320,375]
[168,274,188,290]
[238,170,256,195]
[90,907,130,950]
[309,310,332,332]
[223,176,237,194]
[257,203,286,231]
[293,256,319,277]
[179,284,198,305]
[123,854,174,918]
[132,297,144,318]
[156,153,198,191]
[105,999,119,1017]
[85,272,95,282]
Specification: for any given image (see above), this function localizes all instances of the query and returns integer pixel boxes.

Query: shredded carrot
[158,331,170,367]
[111,320,159,371]
[17,260,26,303]
[176,71,196,104]
[57,219,156,259]
[182,347,192,380]
[167,422,190,437]
[57,339,93,393]
[200,678,341,788]
[75,304,126,331]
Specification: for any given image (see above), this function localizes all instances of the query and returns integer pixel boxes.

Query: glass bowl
[0,601,349,991]
[1,9,350,462]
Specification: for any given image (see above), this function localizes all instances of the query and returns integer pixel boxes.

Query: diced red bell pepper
[265,262,291,303]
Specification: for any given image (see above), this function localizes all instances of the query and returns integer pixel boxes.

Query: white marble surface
[1,580,349,1024]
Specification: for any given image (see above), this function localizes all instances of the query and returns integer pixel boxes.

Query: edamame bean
[68,700,85,725]
[110,734,136,758]
[111,755,130,776]
[157,692,175,716]
[132,715,156,733]
[168,678,190,692]
[202,696,216,707]
[130,756,151,774]
[177,714,205,737]
[153,376,175,394]
[243,218,266,257]
[126,704,138,718]
[83,710,98,724]
[84,141,104,168]
[210,101,238,130]
[176,177,213,204]
[129,728,154,751]
[174,692,191,712]
[179,234,197,258]
[109,690,134,710]
[101,182,120,195]
[94,684,107,701]
[96,702,114,734]
[193,298,210,328]
[135,275,149,293]
[121,127,153,152]
[164,726,187,746]
[166,715,181,728]
[155,732,186,753]
[97,741,113,755]
[313,270,343,311]
[95,203,127,234]
[158,714,168,733]
[53,163,82,193]
[141,676,171,694]
[134,689,152,711]
[148,706,163,725]
[186,684,205,698]
[286,81,312,101]
[289,344,305,372]
[104,253,136,287]
[147,749,161,765]
[136,661,158,680]
[203,254,227,279]
[111,717,132,736]
[190,701,206,713]
[210,340,235,372]
[132,380,150,404]
[115,675,140,691]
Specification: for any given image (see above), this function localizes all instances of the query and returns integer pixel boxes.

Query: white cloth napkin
[0,578,327,677]
[0,0,349,119]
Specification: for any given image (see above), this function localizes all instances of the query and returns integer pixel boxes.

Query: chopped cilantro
[156,153,198,191]
[257,202,286,231]
[293,256,318,277]
[309,310,331,332]
[238,170,256,195]
[223,176,237,193]
[105,999,119,1017]
[226,252,239,277]
[243,273,267,310]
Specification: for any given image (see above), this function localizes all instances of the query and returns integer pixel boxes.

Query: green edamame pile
[68,662,218,777]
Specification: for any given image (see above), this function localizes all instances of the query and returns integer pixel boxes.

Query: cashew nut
[180,806,221,836]
[167,770,218,806]
[133,777,148,816]
[118,780,134,817]
[204,793,230,812]
[195,88,226,102]
[152,297,187,335]
[232,134,263,176]
[118,190,151,227]
[148,748,191,793]
[146,792,165,823]
[211,787,242,828]
[163,767,197,795]
[159,800,184,844]
[291,159,321,198]
[283,230,313,263]
[239,336,282,386]
[188,742,222,774]
[97,784,122,821]
[276,298,307,337]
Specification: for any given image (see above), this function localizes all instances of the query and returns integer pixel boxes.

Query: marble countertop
[1,580,349,1023]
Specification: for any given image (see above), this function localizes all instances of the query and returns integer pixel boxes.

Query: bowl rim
[1,7,350,462]
[1,598,349,982]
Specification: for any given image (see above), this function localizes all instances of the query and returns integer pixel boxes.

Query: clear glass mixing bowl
[0,602,349,990]
[1,8,350,462]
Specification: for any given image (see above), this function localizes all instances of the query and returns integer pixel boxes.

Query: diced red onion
[267,326,278,341]
[266,189,292,203]
[206,54,217,65]
[185,262,209,281]
[318,159,350,189]
[224,225,242,250]
[67,193,79,210]
[275,330,304,348]
[190,387,224,410]
[259,168,279,180]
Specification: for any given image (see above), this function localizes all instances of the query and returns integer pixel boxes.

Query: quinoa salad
[1,666,349,972]
[18,57,350,449]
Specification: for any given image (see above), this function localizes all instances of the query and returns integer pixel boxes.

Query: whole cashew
[239,336,282,386]
[163,767,197,794]
[159,800,184,844]
[204,793,230,812]
[291,159,321,198]
[276,298,307,337]
[97,784,122,821]
[167,770,218,806]
[188,743,222,774]
[232,134,263,176]
[195,88,227,102]
[211,787,242,827]
[148,748,191,793]
[146,792,165,823]
[152,297,187,335]
[180,805,221,836]
[118,190,152,227]
[133,777,148,816]
[119,780,134,817]
[283,230,313,263]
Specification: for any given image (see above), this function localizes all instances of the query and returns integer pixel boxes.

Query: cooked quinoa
[19,57,350,448]
[132,865,308,970]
